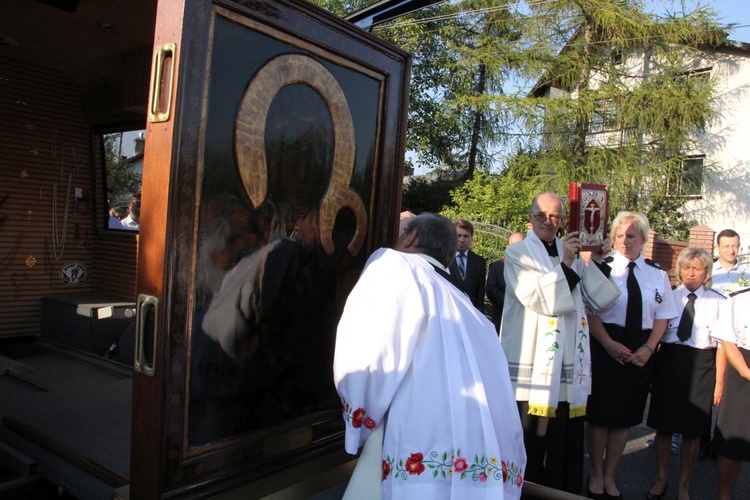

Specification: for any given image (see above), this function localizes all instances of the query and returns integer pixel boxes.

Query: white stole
[524,231,589,418]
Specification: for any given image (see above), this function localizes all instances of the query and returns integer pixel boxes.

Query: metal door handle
[148,42,176,123]
[134,294,159,376]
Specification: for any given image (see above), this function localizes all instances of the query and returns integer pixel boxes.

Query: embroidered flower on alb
[383,449,523,487]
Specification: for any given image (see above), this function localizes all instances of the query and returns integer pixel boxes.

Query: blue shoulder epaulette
[644,259,661,269]
[604,256,614,263]
[728,286,750,298]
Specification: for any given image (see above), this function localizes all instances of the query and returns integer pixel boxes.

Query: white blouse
[662,285,725,349]
[713,288,750,351]
[597,252,678,329]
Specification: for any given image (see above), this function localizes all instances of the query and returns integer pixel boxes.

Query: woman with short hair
[646,247,726,500]
[585,211,678,499]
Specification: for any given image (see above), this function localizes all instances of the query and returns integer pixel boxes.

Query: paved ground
[598,419,750,500]
[312,418,750,500]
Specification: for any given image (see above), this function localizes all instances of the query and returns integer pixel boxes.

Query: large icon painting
[187,13,380,448]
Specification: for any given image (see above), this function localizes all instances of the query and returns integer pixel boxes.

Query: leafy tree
[313,0,525,179]
[401,175,458,214]
[506,0,725,220]
[103,133,141,208]
[441,172,536,261]
[311,0,724,238]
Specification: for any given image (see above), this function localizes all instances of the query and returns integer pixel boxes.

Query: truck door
[131,0,410,496]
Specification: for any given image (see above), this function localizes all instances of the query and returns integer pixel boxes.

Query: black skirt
[647,343,716,436]
[587,324,654,428]
[714,347,750,461]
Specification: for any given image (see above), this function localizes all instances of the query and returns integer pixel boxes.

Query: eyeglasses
[531,212,563,224]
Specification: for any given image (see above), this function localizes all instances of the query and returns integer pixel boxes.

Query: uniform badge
[655,290,662,303]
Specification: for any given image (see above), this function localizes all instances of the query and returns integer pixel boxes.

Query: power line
[371,0,744,45]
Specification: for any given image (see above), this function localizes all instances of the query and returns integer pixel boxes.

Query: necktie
[458,253,466,281]
[626,261,642,334]
[676,292,697,342]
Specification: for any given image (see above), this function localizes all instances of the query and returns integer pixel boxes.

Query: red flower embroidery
[382,459,391,481]
[352,408,364,428]
[363,416,376,430]
[517,473,523,487]
[479,472,487,482]
[453,457,468,473]
[501,461,508,481]
[405,453,425,475]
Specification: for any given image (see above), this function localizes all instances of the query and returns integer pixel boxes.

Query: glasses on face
[531,211,562,224]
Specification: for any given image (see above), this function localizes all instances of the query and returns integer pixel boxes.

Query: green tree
[103,133,141,208]
[441,172,536,261]
[312,0,724,239]
[313,0,525,179]
[506,0,725,226]
[401,175,458,214]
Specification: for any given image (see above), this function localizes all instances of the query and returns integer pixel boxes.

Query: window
[675,67,711,85]
[589,100,618,134]
[102,129,145,232]
[611,49,622,66]
[668,155,704,197]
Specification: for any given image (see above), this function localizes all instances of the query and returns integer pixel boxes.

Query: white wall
[683,42,750,250]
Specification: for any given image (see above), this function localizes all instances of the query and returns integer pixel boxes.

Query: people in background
[334,213,526,498]
[120,193,141,231]
[646,247,726,500]
[712,229,747,296]
[486,232,524,332]
[586,211,678,499]
[108,207,126,228]
[711,286,750,500]
[448,219,487,311]
[500,192,620,496]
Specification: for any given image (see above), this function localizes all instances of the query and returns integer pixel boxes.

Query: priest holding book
[499,191,620,496]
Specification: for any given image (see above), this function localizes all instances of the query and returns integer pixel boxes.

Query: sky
[408,0,750,175]
[116,1,749,168]
[648,0,750,42]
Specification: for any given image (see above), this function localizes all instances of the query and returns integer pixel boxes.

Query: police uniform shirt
[712,260,748,296]
[662,285,725,349]
[713,288,750,351]
[598,252,678,329]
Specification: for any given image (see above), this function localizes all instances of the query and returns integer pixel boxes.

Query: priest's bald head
[394,212,457,268]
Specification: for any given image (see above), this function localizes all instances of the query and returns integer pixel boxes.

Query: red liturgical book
[569,182,609,251]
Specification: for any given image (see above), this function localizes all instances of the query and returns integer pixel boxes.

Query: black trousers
[517,401,584,497]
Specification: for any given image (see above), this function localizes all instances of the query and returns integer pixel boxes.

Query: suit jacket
[449,250,487,312]
[485,259,505,332]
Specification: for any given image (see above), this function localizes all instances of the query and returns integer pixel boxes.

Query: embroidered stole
[524,231,589,418]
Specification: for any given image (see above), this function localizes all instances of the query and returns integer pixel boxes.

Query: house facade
[681,40,750,253]
[539,37,750,256]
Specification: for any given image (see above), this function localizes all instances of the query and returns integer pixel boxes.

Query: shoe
[646,483,668,500]
[587,476,605,499]
[587,488,605,499]
[604,483,623,499]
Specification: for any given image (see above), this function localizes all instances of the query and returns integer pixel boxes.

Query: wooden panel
[127,0,410,496]
[90,232,139,301]
[0,56,139,337]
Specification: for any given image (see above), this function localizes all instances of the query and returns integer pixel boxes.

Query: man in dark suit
[448,220,487,311]
[486,232,525,333]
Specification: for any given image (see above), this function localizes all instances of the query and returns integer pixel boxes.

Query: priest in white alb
[334,213,526,499]
[499,192,620,496]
